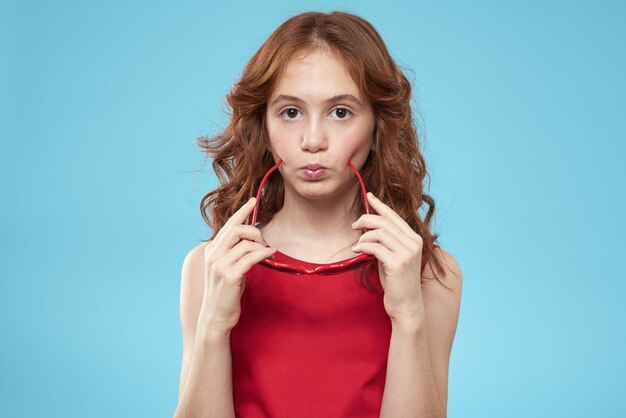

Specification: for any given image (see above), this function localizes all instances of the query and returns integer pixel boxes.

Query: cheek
[341,130,373,155]
[266,121,289,152]
[339,135,373,168]
[268,136,291,157]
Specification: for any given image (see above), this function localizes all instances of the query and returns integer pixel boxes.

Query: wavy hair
[195,11,450,291]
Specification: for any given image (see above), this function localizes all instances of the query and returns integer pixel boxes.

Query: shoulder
[422,246,463,291]
[180,241,212,289]
[183,241,205,268]
[420,246,463,340]
[183,240,211,267]
[178,241,214,339]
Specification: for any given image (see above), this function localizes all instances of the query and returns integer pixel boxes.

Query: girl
[175,11,462,418]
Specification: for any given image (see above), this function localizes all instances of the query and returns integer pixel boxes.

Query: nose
[300,117,327,153]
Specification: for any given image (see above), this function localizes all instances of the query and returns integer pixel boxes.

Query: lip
[302,163,326,170]
[300,167,327,180]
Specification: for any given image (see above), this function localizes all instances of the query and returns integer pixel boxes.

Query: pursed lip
[301,164,326,170]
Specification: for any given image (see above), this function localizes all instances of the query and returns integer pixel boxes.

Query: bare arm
[173,198,276,417]
[379,315,445,418]
[379,249,462,418]
[173,243,236,418]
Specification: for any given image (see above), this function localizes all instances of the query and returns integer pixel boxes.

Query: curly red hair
[195,11,450,291]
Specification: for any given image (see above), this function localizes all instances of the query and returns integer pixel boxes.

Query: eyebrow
[270,93,363,107]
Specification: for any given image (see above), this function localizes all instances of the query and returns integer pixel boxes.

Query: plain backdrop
[1,1,624,417]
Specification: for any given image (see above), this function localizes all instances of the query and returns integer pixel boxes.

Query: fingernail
[352,222,357,228]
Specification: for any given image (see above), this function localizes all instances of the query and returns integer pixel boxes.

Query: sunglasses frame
[249,158,376,275]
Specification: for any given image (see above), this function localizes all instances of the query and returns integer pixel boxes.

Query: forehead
[270,49,362,100]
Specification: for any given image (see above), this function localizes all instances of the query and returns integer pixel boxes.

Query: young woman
[175,11,462,418]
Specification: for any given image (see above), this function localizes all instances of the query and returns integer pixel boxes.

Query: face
[265,48,375,200]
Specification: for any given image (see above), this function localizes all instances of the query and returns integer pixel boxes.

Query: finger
[213,197,263,249]
[210,223,271,264]
[351,242,394,266]
[355,214,415,251]
[229,245,278,278]
[222,239,276,268]
[365,192,418,239]
[224,197,258,228]
[240,224,271,246]
[355,228,406,254]
[221,224,271,256]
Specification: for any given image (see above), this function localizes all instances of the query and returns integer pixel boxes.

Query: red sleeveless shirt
[230,247,436,418]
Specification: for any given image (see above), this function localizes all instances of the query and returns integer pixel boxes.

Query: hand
[200,197,277,333]
[351,192,425,324]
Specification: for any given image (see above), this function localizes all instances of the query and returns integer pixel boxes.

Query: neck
[262,182,364,257]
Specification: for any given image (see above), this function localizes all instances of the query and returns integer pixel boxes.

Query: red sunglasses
[248,158,376,275]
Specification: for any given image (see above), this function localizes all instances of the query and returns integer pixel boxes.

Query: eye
[278,106,353,121]
[279,107,302,120]
[330,107,353,120]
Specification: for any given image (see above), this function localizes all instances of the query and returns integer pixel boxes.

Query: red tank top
[230,247,436,417]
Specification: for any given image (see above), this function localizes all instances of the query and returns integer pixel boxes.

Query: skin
[259,47,462,415]
[176,46,462,418]
[261,47,375,263]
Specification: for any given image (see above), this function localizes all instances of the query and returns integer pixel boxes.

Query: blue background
[1,1,624,417]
